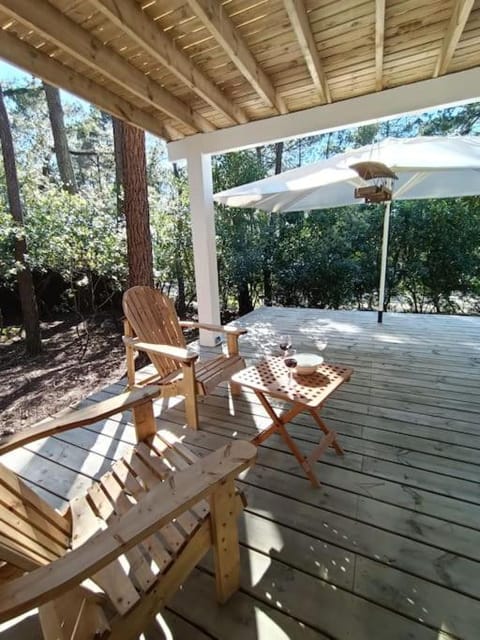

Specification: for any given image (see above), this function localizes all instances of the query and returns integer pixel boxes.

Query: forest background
[0,69,479,431]
[1,75,480,332]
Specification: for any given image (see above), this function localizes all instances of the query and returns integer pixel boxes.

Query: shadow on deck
[2,308,480,639]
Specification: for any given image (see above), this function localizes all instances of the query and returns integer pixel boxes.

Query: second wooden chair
[122,286,247,429]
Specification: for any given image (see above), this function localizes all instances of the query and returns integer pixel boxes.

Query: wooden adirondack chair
[0,386,256,640]
[122,286,248,429]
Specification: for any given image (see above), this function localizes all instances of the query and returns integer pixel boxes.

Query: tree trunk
[238,282,253,316]
[112,116,124,222]
[43,83,77,194]
[0,85,41,355]
[274,141,283,175]
[172,162,186,317]
[120,121,154,288]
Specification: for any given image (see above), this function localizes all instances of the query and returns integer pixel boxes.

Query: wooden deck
[2,308,480,639]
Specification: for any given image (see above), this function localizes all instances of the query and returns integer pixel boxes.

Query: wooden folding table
[231,357,353,487]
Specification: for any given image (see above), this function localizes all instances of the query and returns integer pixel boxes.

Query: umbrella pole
[377,200,392,323]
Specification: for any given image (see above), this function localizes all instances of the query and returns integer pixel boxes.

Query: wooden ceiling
[0,0,478,141]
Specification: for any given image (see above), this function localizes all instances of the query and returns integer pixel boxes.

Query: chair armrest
[0,386,161,455]
[0,441,257,622]
[179,321,247,336]
[123,337,199,363]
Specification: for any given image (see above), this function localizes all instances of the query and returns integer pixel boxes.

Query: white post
[186,152,222,346]
[377,200,392,323]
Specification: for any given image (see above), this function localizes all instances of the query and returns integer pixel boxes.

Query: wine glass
[284,349,297,386]
[279,334,292,358]
[316,335,328,357]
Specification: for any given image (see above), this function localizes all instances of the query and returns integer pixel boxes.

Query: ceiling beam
[186,0,287,114]
[434,0,474,77]
[283,0,330,103]
[167,67,480,159]
[375,0,385,91]
[90,0,247,125]
[0,0,213,135]
[0,29,173,140]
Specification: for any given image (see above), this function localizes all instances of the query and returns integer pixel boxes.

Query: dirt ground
[0,316,126,435]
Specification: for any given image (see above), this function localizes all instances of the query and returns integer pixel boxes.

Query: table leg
[276,421,319,487]
[254,391,320,487]
[309,409,344,456]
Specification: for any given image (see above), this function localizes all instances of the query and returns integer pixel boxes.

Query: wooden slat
[0,463,70,535]
[88,476,157,592]
[70,495,141,616]
[375,0,386,90]
[0,484,69,550]
[433,0,475,76]
[123,286,187,378]
[0,28,173,141]
[186,0,287,113]
[0,0,214,135]
[89,0,248,125]
[38,585,110,640]
[111,456,181,558]
[0,386,160,455]
[0,532,54,569]
[97,474,173,582]
[283,0,331,102]
[0,502,66,561]
[133,442,200,535]
[0,0,476,140]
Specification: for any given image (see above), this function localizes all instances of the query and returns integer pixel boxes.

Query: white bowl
[294,353,324,375]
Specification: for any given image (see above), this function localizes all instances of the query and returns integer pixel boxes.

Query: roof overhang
[167,67,480,160]
[1,1,479,155]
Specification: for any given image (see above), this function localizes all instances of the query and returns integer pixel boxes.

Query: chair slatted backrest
[0,463,71,572]
[123,286,187,379]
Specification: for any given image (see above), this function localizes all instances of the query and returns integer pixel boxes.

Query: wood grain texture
[0,0,477,138]
[122,286,247,427]
[2,308,480,639]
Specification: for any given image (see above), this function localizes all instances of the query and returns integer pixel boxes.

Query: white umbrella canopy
[214,136,480,212]
[214,136,480,322]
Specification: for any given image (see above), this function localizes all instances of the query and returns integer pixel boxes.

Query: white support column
[377,200,392,323]
[187,152,222,346]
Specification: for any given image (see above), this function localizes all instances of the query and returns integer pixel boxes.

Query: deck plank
[2,309,480,639]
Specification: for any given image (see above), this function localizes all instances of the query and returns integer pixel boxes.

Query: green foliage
[213,150,267,312]
[22,181,125,282]
[150,163,195,313]
[0,77,479,320]
[392,198,480,312]
[0,175,126,312]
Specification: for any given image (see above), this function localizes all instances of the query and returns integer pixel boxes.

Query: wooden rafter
[186,0,287,114]
[0,0,214,135]
[89,0,248,125]
[283,0,331,104]
[0,29,175,140]
[375,0,386,91]
[0,0,476,146]
[434,0,474,77]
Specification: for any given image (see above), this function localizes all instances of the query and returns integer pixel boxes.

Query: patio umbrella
[214,136,480,322]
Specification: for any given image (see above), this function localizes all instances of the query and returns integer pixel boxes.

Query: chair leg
[124,320,137,388]
[210,478,241,603]
[230,381,242,397]
[39,587,110,640]
[184,394,199,430]
[132,399,157,442]
[182,363,199,429]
